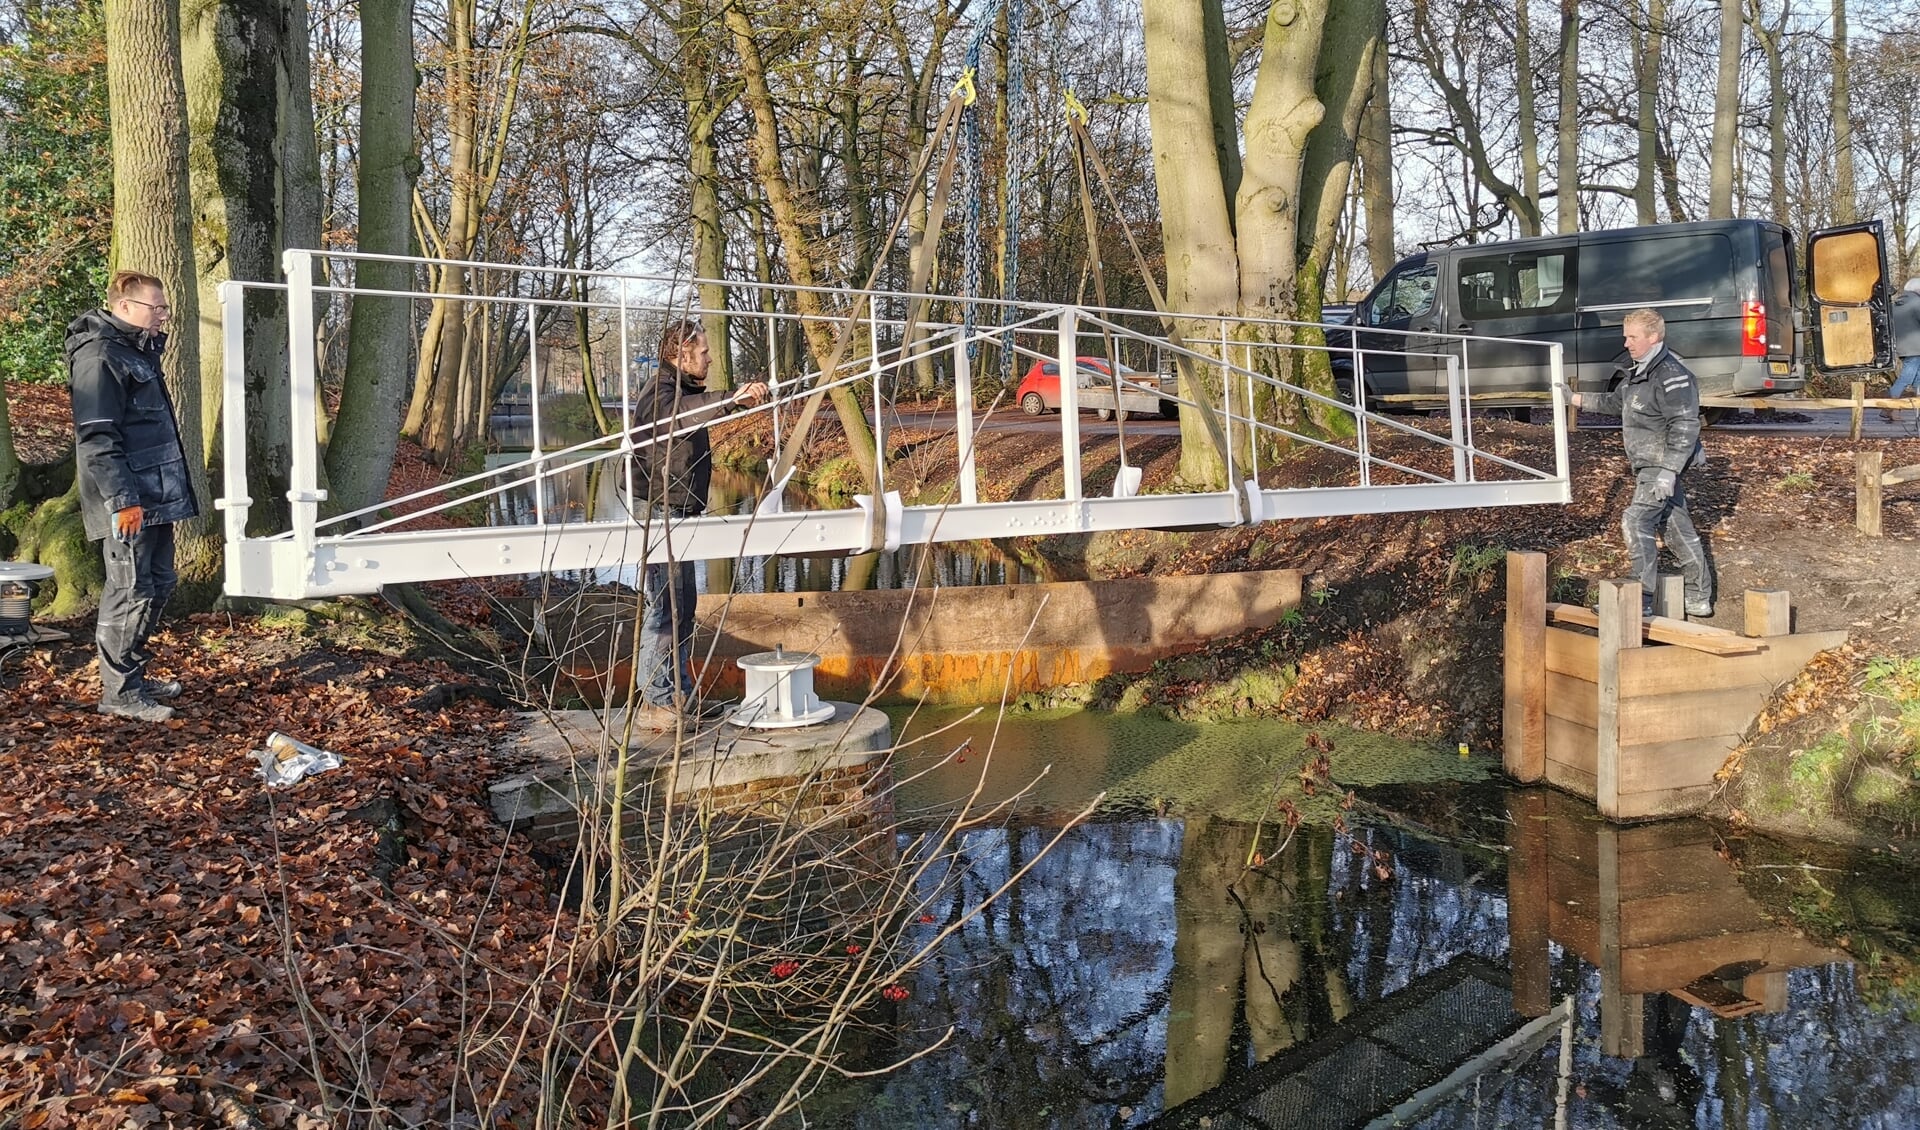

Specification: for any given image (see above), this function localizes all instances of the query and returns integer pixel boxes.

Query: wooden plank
[1615,630,1848,696]
[1596,581,1640,819]
[1883,463,1920,487]
[1618,887,1782,948]
[1859,450,1884,536]
[1614,734,1742,795]
[1701,394,1920,410]
[1852,380,1866,441]
[1744,589,1791,638]
[1544,757,1596,800]
[1654,575,1686,620]
[1507,791,1552,1018]
[1546,627,1598,681]
[1546,671,1598,729]
[1618,931,1851,995]
[1617,685,1775,746]
[1596,828,1646,1058]
[1504,552,1548,782]
[1547,602,1760,655]
[1608,781,1720,821]
[1545,713,1597,781]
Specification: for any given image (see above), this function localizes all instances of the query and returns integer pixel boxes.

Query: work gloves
[1650,469,1677,501]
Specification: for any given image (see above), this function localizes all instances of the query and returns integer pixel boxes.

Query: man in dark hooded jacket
[627,319,768,729]
[66,271,199,721]
[1570,307,1713,618]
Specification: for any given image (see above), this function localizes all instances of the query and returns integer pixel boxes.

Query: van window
[1581,233,1733,307]
[1458,250,1576,319]
[1366,264,1438,324]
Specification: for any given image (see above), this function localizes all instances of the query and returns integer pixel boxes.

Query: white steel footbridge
[217,251,1571,601]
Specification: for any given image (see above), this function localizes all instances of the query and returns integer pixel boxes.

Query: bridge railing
[216,250,1570,600]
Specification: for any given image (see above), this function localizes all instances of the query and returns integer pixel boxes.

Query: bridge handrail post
[953,333,978,505]
[871,307,887,503]
[1446,354,1468,483]
[619,282,635,519]
[528,298,545,526]
[1548,342,1571,500]
[1220,317,1237,489]
[281,249,325,580]
[215,281,251,561]
[1057,306,1082,500]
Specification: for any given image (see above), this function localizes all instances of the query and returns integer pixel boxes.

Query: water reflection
[793,733,1918,1128]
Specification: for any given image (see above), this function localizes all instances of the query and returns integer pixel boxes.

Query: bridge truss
[217,250,1571,601]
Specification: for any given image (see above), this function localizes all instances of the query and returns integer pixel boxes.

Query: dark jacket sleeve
[629,376,734,438]
[68,344,143,516]
[1586,369,1629,417]
[1649,357,1702,474]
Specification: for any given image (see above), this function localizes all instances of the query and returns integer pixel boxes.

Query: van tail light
[1742,301,1768,356]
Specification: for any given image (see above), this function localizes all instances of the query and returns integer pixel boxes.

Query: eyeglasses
[124,298,171,314]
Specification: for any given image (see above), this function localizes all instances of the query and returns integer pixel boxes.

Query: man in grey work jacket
[1569,307,1714,618]
[66,271,199,721]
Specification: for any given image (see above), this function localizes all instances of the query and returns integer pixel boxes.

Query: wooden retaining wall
[1502,551,1847,821]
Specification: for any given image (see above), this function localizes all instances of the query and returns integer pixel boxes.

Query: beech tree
[104,0,217,581]
[1144,0,1384,487]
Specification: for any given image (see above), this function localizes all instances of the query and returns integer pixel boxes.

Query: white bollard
[730,645,836,729]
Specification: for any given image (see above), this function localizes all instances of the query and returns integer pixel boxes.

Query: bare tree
[1708,0,1743,216]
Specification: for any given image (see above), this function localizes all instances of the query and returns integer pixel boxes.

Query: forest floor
[6,381,1920,1125]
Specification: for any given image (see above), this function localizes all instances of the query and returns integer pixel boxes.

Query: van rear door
[1806,221,1893,375]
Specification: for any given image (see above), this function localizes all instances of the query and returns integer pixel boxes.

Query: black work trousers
[1621,468,1711,610]
[97,522,177,705]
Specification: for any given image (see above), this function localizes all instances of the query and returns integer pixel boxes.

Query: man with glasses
[66,271,199,721]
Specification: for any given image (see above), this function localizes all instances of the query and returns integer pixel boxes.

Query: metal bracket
[851,491,904,554]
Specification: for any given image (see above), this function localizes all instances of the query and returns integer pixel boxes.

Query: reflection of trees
[839,820,1181,1129]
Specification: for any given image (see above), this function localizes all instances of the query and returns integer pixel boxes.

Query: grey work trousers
[97,522,177,705]
[1621,468,1712,609]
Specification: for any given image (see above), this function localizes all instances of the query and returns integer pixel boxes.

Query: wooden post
[1596,827,1646,1058]
[1852,380,1866,440]
[1596,579,1642,821]
[1744,589,1792,637]
[1507,790,1552,1017]
[1503,552,1548,782]
[1653,574,1684,619]
[1858,450,1884,536]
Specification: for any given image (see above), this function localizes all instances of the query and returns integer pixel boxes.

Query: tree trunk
[182,0,310,537]
[1409,1,1541,235]
[685,10,734,393]
[1747,0,1789,224]
[105,0,217,584]
[325,0,416,519]
[1358,43,1396,278]
[1516,0,1542,236]
[1708,0,1742,217]
[1830,0,1855,222]
[420,0,477,464]
[1556,0,1581,232]
[1633,0,1664,224]
[0,385,18,511]
[1293,0,1382,425]
[1145,0,1241,488]
[723,0,880,493]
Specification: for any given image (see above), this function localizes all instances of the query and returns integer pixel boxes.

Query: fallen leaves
[0,612,591,1126]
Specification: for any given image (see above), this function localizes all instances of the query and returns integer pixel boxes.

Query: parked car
[1014,357,1179,419]
[1326,218,1893,422]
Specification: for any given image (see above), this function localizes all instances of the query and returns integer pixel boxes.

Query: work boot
[143,678,183,701]
[1685,599,1715,618]
[634,702,684,732]
[98,697,174,722]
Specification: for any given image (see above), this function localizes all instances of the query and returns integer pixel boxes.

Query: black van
[1331,218,1894,420]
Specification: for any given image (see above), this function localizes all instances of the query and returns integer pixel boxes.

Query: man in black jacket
[629,319,768,728]
[1570,308,1714,618]
[66,271,200,721]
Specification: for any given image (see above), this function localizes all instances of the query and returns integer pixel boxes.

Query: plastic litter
[252,731,343,788]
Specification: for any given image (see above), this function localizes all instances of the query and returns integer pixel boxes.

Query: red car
[1014,356,1176,420]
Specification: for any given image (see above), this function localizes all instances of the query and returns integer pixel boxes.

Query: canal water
[783,707,1920,1129]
